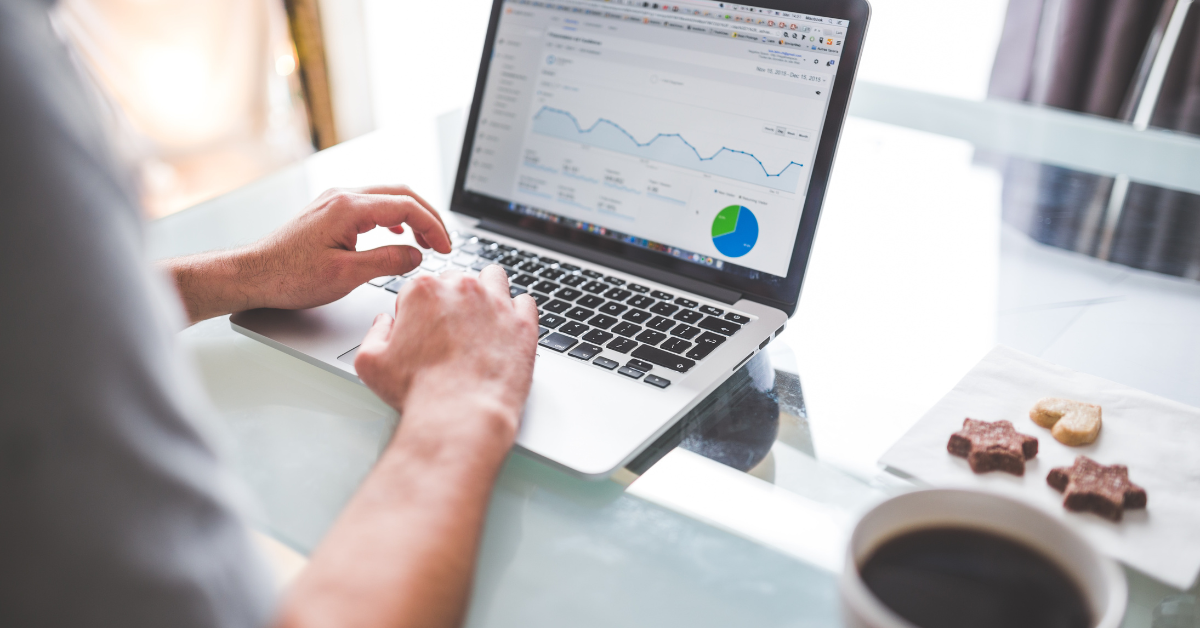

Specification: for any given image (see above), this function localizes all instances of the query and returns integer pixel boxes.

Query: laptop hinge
[474,218,743,304]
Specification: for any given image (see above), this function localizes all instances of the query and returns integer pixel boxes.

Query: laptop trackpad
[337,345,360,366]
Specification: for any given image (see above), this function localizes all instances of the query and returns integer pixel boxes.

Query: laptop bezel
[451,0,872,316]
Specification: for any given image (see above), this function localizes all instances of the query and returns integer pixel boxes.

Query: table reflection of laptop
[232,0,870,479]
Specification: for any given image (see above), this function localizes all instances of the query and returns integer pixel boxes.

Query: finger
[359,313,394,352]
[512,293,539,325]
[388,225,406,235]
[414,232,432,250]
[352,185,450,251]
[347,194,453,254]
[476,264,512,301]
[347,245,423,285]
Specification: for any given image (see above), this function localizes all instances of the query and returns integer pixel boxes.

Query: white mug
[839,488,1127,628]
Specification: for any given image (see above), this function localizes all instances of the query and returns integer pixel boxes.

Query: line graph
[531,107,804,192]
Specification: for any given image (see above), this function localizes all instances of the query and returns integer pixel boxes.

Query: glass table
[154,109,1200,627]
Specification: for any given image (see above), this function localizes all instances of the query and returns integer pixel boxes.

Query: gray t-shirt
[0,1,275,626]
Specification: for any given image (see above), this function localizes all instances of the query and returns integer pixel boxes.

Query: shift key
[631,345,695,373]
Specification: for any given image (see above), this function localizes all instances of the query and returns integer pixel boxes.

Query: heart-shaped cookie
[1030,398,1102,446]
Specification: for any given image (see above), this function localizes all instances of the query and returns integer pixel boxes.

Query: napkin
[879,345,1200,589]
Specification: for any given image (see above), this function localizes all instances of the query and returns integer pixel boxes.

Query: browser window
[464,0,849,278]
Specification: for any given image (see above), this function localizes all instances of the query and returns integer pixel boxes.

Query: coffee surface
[860,527,1091,628]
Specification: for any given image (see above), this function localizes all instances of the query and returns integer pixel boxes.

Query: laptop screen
[462,0,853,285]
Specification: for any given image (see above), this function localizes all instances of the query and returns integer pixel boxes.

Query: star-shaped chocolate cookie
[1047,456,1147,522]
[947,418,1038,475]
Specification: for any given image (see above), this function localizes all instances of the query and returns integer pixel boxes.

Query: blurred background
[58,0,1200,281]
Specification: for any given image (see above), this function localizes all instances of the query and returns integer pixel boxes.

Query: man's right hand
[354,265,540,448]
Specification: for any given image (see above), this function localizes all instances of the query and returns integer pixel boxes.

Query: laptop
[232,0,870,479]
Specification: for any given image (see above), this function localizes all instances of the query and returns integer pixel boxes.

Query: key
[631,345,696,373]
[587,314,617,329]
[558,263,580,272]
[537,256,559,265]
[598,302,627,316]
[543,300,571,314]
[560,275,586,287]
[698,316,741,336]
[611,322,641,337]
[593,356,619,370]
[512,274,538,287]
[577,295,605,309]
[582,329,614,345]
[538,326,549,338]
[478,248,502,260]
[470,259,493,272]
[627,295,655,309]
[554,288,583,301]
[603,288,631,301]
[568,343,602,361]
[685,332,726,360]
[368,276,394,287]
[582,270,603,278]
[635,329,667,345]
[621,309,652,324]
[559,322,589,336]
[530,294,548,306]
[618,366,644,379]
[673,297,699,309]
[461,240,482,254]
[627,283,650,293]
[673,309,704,324]
[497,255,522,267]
[540,268,566,280]
[626,359,654,372]
[538,314,566,328]
[671,324,700,340]
[517,261,544,273]
[565,306,592,321]
[724,312,752,325]
[644,375,671,389]
[502,266,520,278]
[607,337,637,354]
[531,280,560,294]
[660,338,692,354]
[383,278,406,293]
[646,316,675,332]
[650,290,674,300]
[649,302,679,316]
[421,259,446,272]
[510,286,527,297]
[581,281,608,294]
[603,276,626,285]
[539,332,577,352]
[699,305,724,317]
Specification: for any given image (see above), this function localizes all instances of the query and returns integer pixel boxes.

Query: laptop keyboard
[364,234,755,390]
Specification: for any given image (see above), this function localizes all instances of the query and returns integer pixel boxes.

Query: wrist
[163,247,264,323]
[389,372,521,464]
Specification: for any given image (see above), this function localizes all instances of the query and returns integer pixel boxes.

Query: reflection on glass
[986,1,1200,280]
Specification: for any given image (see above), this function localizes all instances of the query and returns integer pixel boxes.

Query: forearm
[276,393,516,628]
[160,249,262,324]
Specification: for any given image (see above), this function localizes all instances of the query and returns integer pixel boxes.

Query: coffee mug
[839,488,1126,628]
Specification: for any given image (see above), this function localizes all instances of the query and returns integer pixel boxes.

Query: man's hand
[276,266,539,628]
[163,185,450,324]
[355,265,540,444]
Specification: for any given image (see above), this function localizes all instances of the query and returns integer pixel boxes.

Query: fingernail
[408,249,423,267]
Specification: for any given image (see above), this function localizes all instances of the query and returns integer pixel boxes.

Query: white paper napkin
[879,345,1200,589]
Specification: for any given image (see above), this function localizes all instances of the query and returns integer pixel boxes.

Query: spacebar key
[631,345,696,373]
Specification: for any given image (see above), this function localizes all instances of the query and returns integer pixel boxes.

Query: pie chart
[711,205,759,258]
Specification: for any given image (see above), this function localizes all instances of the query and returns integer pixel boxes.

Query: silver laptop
[232,0,870,479]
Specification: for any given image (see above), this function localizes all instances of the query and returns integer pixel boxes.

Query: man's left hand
[163,185,451,324]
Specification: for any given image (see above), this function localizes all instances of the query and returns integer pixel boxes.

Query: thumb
[351,245,423,283]
[359,313,394,353]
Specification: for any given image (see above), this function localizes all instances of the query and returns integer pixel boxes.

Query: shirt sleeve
[0,2,276,627]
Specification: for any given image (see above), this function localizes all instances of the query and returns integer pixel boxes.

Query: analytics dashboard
[465,0,849,278]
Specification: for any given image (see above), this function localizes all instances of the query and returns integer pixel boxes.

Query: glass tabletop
[158,100,1200,626]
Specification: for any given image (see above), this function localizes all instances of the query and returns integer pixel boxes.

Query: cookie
[1030,398,1102,446]
[1047,456,1147,522]
[948,418,1039,475]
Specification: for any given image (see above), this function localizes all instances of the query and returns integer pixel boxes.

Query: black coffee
[860,527,1091,628]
